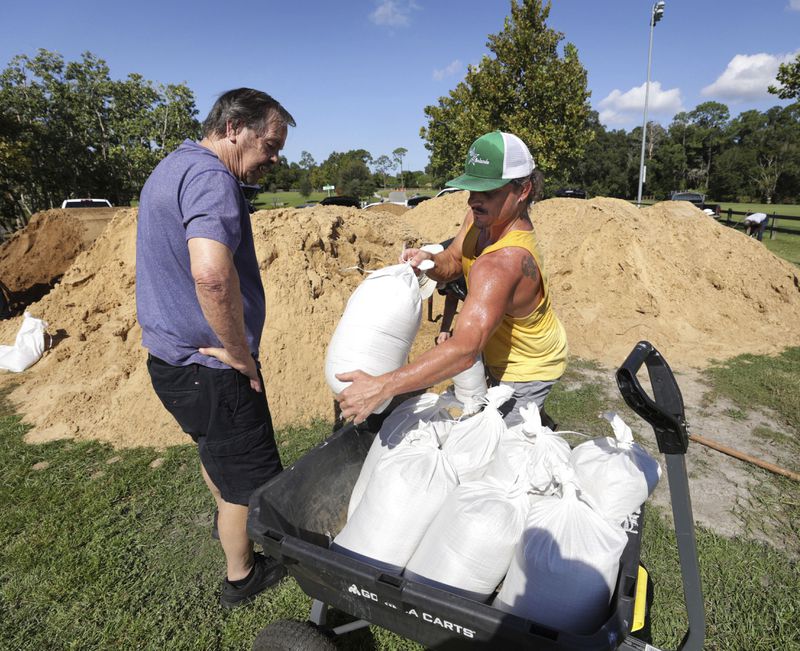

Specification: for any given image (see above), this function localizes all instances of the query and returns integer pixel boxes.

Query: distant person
[136,88,295,609]
[743,212,768,241]
[336,131,567,426]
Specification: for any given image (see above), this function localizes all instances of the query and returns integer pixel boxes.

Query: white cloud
[369,1,419,27]
[598,82,683,125]
[433,59,462,81]
[702,51,800,100]
[789,0,800,10]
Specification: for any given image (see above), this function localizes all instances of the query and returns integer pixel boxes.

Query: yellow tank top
[462,226,568,382]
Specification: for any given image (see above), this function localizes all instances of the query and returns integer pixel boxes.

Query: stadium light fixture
[637,1,666,207]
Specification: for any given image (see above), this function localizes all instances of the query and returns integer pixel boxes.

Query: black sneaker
[219,553,286,609]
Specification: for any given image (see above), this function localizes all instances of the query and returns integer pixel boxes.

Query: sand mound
[0,206,451,448]
[401,191,469,243]
[0,208,116,292]
[1,194,798,449]
[532,197,800,366]
[363,203,409,216]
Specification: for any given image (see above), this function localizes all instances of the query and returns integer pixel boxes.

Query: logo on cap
[467,147,490,166]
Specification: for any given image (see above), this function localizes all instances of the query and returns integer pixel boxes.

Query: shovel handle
[616,341,689,454]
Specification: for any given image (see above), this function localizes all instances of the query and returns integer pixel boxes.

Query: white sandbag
[347,394,455,518]
[0,312,47,373]
[570,412,661,525]
[332,427,458,572]
[441,385,513,482]
[325,263,422,413]
[493,467,629,635]
[405,476,530,601]
[452,356,488,415]
[483,402,570,494]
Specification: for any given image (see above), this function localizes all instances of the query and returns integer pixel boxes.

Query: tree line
[2,0,799,237]
[0,49,200,233]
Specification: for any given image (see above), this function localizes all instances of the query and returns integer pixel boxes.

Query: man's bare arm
[188,237,261,391]
[336,250,518,423]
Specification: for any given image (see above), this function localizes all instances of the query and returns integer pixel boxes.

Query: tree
[297,150,316,195]
[373,154,393,188]
[392,147,407,186]
[768,53,800,100]
[0,49,200,230]
[420,0,592,186]
[566,112,635,198]
[339,159,376,198]
[299,150,316,170]
[298,174,313,197]
[316,149,375,198]
[685,101,730,192]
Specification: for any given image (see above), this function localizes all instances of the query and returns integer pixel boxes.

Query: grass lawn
[252,191,327,209]
[2,353,799,650]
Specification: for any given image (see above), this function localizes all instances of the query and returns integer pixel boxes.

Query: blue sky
[1,0,798,172]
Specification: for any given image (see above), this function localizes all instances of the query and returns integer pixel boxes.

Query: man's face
[236,115,288,183]
[467,181,527,230]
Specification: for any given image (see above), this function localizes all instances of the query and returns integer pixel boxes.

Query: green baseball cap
[445,131,535,192]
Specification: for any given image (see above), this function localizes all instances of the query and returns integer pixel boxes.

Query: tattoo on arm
[522,256,538,280]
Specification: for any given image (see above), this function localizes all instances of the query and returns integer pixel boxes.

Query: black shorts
[147,354,283,505]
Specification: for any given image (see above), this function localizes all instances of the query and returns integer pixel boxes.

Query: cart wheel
[252,619,337,651]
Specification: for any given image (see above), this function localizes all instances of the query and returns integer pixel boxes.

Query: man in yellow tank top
[336,131,568,425]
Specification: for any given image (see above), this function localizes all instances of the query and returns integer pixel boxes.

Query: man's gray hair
[202,88,296,138]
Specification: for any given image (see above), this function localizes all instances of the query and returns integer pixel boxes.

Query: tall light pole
[636,0,665,207]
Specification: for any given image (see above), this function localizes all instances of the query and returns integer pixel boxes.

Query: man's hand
[335,370,388,424]
[399,248,434,275]
[436,330,452,345]
[199,346,262,392]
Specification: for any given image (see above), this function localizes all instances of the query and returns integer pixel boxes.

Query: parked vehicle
[553,188,588,199]
[407,195,432,207]
[60,198,112,209]
[320,196,361,209]
[434,187,464,198]
[669,192,720,217]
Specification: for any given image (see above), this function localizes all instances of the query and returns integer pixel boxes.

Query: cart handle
[616,341,688,454]
[615,341,705,651]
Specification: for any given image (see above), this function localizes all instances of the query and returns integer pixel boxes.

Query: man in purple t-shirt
[136,88,295,609]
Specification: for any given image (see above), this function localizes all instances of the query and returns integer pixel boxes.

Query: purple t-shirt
[136,140,265,368]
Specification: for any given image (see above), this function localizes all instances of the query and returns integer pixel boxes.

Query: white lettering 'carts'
[346,585,476,640]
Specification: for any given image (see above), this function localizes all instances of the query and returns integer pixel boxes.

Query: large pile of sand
[533,198,800,365]
[402,191,469,244]
[363,202,409,216]
[0,206,450,447]
[0,208,117,292]
[1,195,798,449]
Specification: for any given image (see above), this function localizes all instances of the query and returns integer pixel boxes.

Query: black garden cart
[247,341,705,651]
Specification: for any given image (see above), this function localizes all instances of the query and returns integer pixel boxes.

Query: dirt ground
[1,194,798,545]
[570,361,798,552]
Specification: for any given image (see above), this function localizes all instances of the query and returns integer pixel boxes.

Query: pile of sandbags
[334,402,662,636]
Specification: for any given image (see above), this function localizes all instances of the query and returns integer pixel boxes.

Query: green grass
[641,506,800,650]
[253,191,327,209]
[3,355,800,650]
[703,347,800,433]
